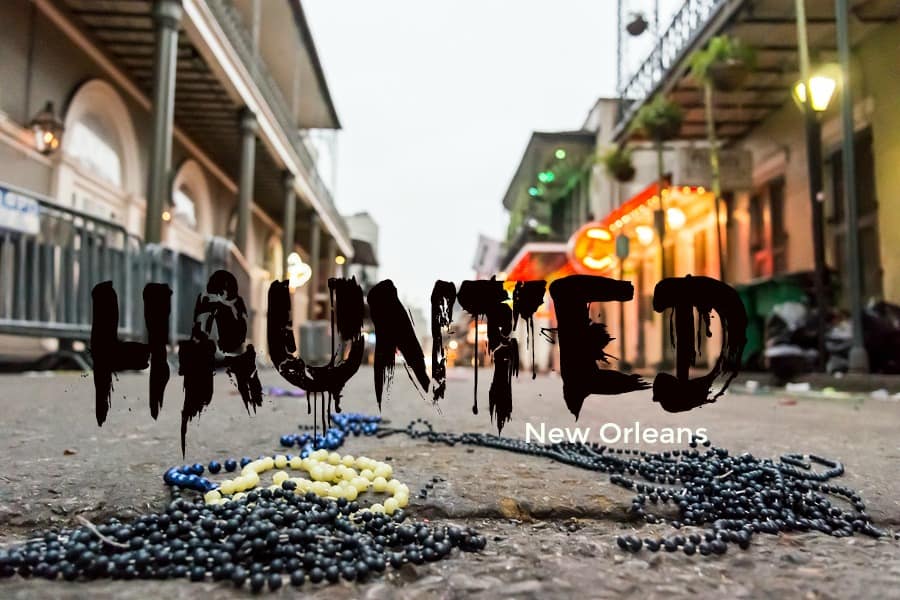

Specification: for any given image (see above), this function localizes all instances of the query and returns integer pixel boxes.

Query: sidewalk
[735,371,900,395]
[1,367,898,598]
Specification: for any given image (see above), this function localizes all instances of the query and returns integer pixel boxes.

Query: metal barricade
[0,183,225,362]
[0,183,142,341]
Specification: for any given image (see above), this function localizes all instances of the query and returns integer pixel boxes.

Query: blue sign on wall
[0,186,40,235]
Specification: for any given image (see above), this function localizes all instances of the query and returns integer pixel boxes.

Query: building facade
[343,211,379,294]
[609,0,899,370]
[0,0,352,362]
[497,0,899,373]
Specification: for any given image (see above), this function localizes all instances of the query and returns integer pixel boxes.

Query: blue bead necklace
[163,413,381,493]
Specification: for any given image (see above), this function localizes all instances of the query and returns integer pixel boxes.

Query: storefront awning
[601,181,664,229]
[564,180,712,274]
[502,242,575,282]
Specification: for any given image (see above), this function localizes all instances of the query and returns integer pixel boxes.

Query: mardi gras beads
[207,450,409,514]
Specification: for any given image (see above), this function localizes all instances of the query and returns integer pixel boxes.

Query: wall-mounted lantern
[28,101,64,155]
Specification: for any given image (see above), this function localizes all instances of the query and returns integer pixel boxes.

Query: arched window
[166,160,213,259]
[171,159,211,234]
[54,79,140,228]
[172,186,198,228]
[67,115,122,187]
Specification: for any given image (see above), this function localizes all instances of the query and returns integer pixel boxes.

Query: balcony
[56,0,352,254]
[207,0,349,244]
[614,0,899,142]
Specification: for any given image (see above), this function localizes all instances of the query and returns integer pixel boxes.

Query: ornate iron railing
[616,0,729,130]
[207,0,350,245]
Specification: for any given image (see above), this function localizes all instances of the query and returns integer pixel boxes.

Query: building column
[307,213,320,320]
[236,109,257,255]
[728,192,752,283]
[282,172,296,275]
[327,237,339,279]
[145,0,182,244]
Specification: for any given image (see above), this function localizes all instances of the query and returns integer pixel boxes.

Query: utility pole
[795,0,828,371]
[655,139,672,369]
[835,0,869,373]
[703,81,727,282]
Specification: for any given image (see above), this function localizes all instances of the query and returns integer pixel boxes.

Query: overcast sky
[304,1,620,309]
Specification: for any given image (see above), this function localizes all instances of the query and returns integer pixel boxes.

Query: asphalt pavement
[1,365,898,598]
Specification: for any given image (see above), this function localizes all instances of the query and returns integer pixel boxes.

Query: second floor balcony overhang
[501,130,596,262]
[502,130,596,212]
[613,0,898,145]
[46,0,352,256]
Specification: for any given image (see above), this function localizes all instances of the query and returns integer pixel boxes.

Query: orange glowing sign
[567,222,615,274]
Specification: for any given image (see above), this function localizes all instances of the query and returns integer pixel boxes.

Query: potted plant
[631,95,683,141]
[626,12,649,36]
[600,146,636,182]
[689,35,757,92]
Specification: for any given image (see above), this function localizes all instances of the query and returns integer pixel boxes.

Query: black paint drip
[457,278,513,427]
[367,280,429,409]
[144,284,172,420]
[178,270,262,456]
[651,275,748,412]
[548,274,649,420]
[486,300,518,432]
[429,280,457,403]
[91,281,171,427]
[512,280,546,379]
[267,278,365,432]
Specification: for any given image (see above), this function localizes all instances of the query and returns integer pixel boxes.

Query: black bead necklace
[380,419,885,556]
[0,489,486,590]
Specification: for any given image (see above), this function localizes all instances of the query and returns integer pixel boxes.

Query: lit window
[68,118,122,187]
[172,187,198,228]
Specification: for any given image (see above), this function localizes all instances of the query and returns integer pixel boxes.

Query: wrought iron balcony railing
[616,0,728,131]
[207,0,350,244]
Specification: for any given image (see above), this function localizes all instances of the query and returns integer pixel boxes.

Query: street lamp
[792,76,837,112]
[28,101,64,155]
[791,64,840,113]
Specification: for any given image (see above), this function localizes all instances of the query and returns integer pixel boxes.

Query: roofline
[502,129,596,210]
[290,0,342,130]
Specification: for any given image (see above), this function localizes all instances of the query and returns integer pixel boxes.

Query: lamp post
[794,0,836,372]
[615,233,631,371]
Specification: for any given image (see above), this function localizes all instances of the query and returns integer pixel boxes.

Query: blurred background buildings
[478,0,900,376]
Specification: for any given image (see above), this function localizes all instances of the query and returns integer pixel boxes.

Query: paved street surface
[1,365,899,598]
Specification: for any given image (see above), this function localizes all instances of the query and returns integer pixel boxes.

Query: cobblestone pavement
[1,365,899,598]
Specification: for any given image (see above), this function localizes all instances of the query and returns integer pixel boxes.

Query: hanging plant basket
[645,119,681,142]
[611,163,636,182]
[631,96,683,142]
[600,147,636,183]
[626,13,649,36]
[689,35,757,92]
[708,58,751,92]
